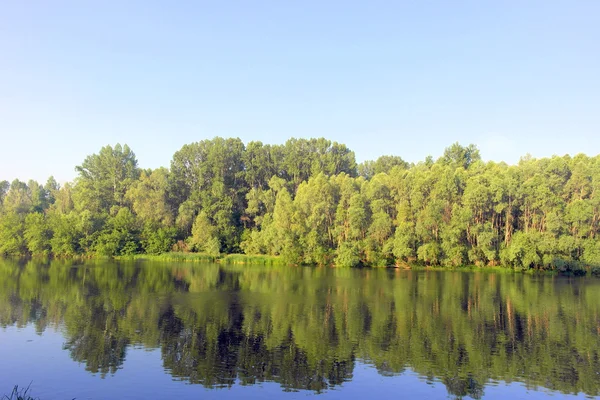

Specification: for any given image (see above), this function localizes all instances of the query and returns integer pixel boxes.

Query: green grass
[393,263,574,275]
[115,252,217,263]
[221,254,287,266]
[115,252,287,266]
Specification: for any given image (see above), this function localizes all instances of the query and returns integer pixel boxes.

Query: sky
[1,0,599,183]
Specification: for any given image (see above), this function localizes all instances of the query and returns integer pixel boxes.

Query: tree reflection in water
[0,259,598,398]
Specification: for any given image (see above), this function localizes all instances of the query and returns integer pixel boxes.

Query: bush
[335,242,361,267]
[554,258,586,276]
[417,242,442,265]
[142,227,177,255]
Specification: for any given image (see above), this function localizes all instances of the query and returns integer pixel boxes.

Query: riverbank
[4,252,600,276]
[397,261,600,276]
[116,253,599,276]
[115,252,288,266]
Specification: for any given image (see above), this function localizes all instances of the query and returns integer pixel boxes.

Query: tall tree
[358,155,409,179]
[126,168,173,227]
[441,143,481,170]
[74,144,140,213]
[170,138,247,251]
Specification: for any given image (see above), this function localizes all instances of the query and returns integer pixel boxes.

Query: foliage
[74,144,139,213]
[141,226,177,255]
[1,139,599,272]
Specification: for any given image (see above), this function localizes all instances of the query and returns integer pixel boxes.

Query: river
[0,259,598,399]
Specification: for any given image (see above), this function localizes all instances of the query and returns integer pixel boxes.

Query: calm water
[0,260,599,400]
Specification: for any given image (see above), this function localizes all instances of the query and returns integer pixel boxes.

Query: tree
[188,211,220,256]
[170,138,246,252]
[48,212,82,256]
[333,175,369,267]
[271,188,301,263]
[243,141,277,190]
[0,180,9,207]
[0,212,26,255]
[441,143,481,170]
[94,207,140,256]
[74,144,140,213]
[358,155,409,179]
[126,168,174,226]
[141,226,177,255]
[294,174,339,265]
[281,138,357,189]
[24,212,51,255]
[3,138,600,271]
[3,179,34,214]
[44,176,60,207]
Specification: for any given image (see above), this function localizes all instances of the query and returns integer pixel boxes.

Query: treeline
[1,138,599,270]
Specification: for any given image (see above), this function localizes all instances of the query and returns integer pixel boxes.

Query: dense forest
[1,138,600,271]
[1,260,599,397]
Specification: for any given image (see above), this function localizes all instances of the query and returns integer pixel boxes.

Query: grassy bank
[117,252,217,263]
[220,254,287,266]
[115,252,287,266]
[397,263,599,276]
[6,252,599,275]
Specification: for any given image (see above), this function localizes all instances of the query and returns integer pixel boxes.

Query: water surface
[0,260,598,399]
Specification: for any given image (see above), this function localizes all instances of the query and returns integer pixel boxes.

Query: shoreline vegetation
[119,252,287,266]
[2,138,600,274]
[9,251,600,276]
[111,254,600,276]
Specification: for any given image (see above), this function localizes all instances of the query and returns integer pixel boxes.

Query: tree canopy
[1,138,599,272]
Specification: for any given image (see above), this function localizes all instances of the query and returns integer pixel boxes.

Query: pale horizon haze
[1,1,599,183]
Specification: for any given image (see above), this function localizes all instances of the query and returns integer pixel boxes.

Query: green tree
[141,226,177,255]
[170,138,246,251]
[126,167,174,226]
[294,174,339,265]
[24,212,51,255]
[0,180,9,207]
[3,179,34,214]
[0,212,26,255]
[358,155,409,179]
[74,144,140,213]
[188,211,221,256]
[441,142,481,170]
[48,212,83,256]
[94,208,140,256]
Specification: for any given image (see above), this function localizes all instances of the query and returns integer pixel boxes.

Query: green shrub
[141,227,177,255]
[554,258,586,276]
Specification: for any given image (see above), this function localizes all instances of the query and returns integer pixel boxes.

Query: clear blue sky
[1,0,599,183]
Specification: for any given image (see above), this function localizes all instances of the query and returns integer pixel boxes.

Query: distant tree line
[1,138,599,270]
